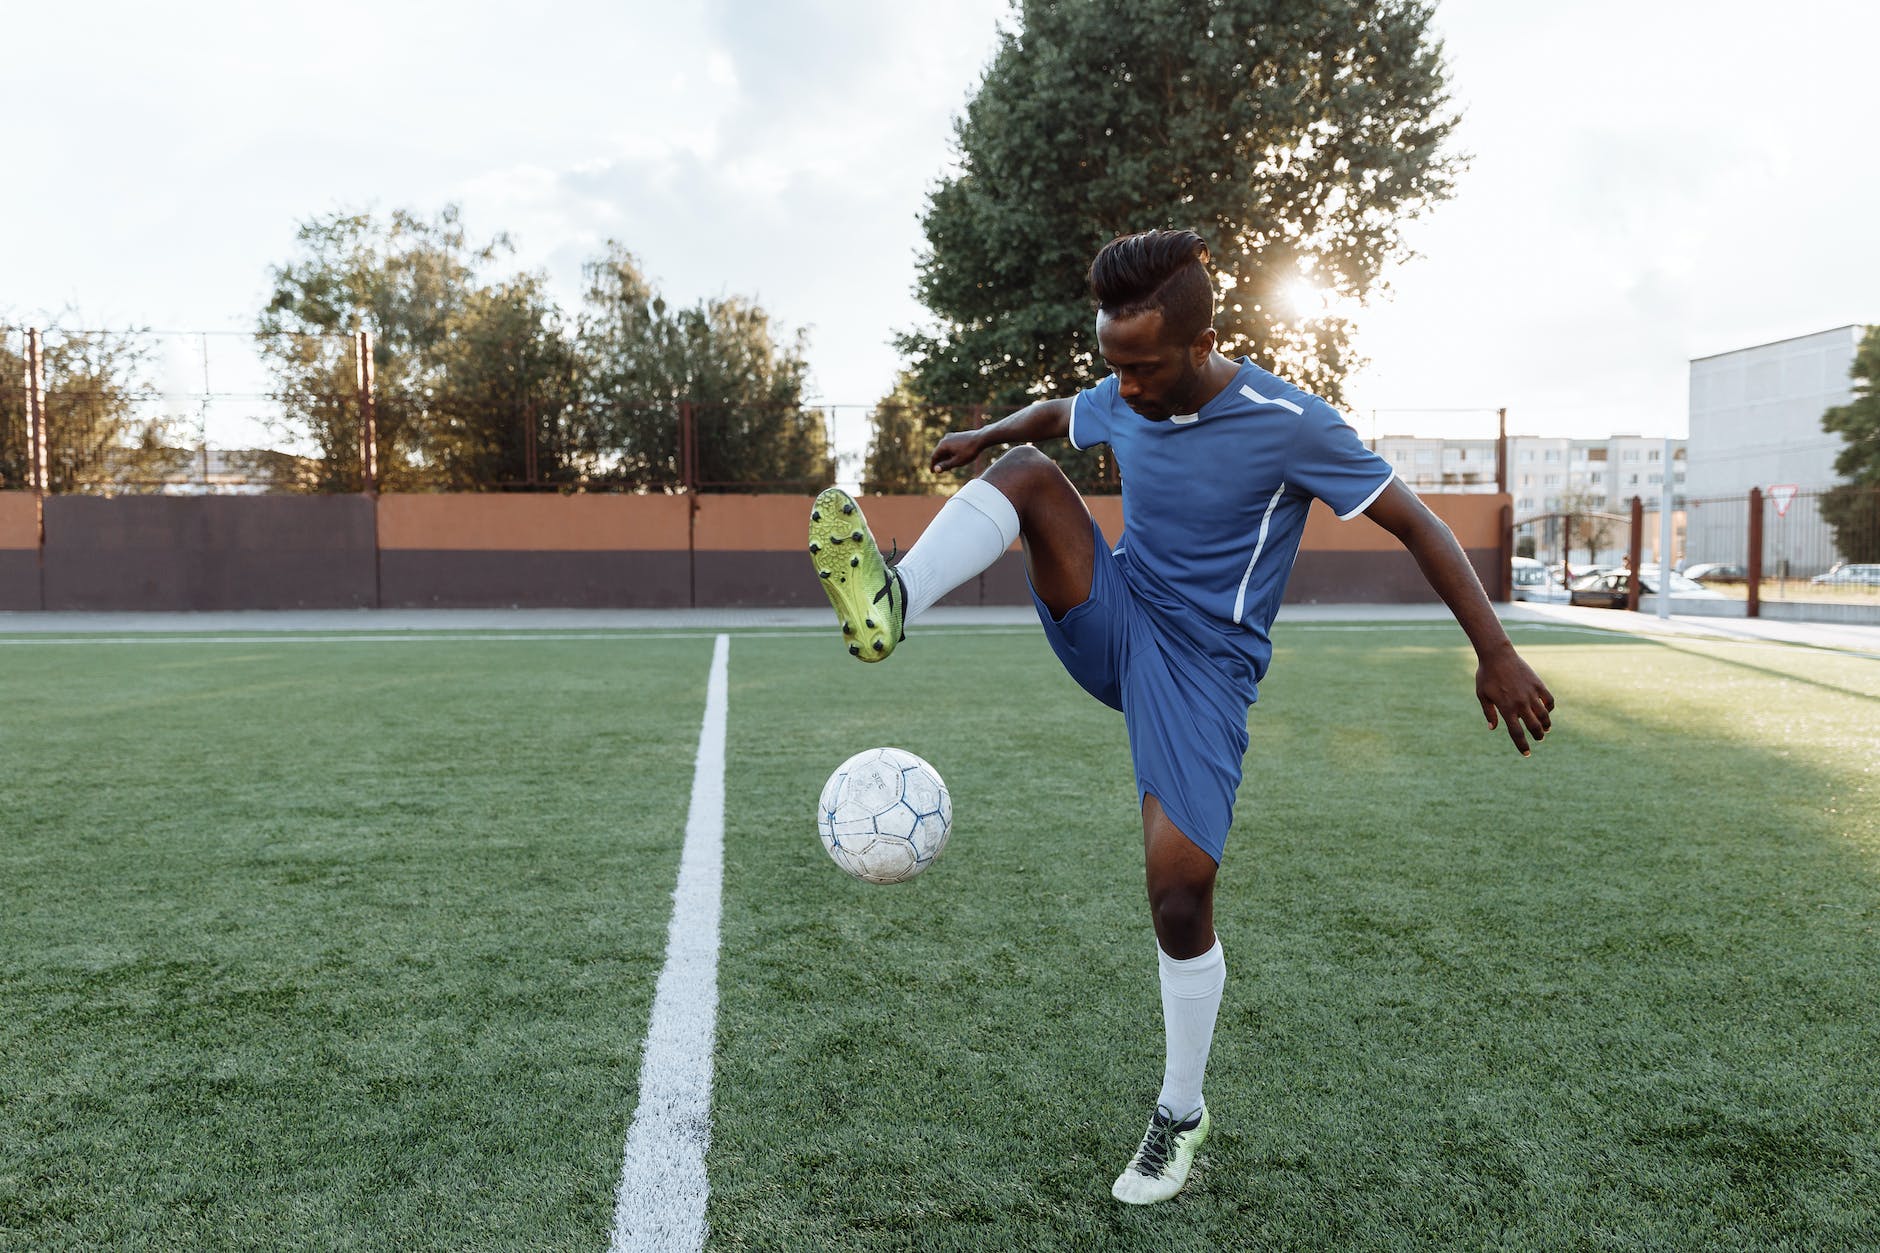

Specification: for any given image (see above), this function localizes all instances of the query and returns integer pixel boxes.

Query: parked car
[1551,562,1610,588]
[1683,561,1747,584]
[1809,562,1880,586]
[1511,556,1570,603]
[1567,568,1728,610]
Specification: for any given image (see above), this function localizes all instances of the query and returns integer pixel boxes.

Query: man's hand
[1476,644,1555,756]
[930,430,984,474]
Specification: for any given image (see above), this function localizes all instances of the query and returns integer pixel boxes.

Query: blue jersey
[1069,358,1394,698]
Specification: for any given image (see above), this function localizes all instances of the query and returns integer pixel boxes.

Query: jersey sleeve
[1285,399,1396,520]
[1069,376,1118,450]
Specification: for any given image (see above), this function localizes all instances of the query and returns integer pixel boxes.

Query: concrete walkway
[1,600,1874,657]
[1501,601,1880,657]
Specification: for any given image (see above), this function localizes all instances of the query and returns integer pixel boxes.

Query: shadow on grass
[1640,635,1880,704]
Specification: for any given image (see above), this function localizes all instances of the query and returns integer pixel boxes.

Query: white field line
[610,633,729,1253]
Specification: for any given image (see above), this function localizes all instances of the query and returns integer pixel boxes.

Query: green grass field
[2,622,1876,1250]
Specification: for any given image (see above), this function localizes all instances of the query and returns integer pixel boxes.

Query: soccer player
[809,229,1554,1204]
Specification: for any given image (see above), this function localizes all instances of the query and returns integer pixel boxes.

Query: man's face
[1095,308,1210,421]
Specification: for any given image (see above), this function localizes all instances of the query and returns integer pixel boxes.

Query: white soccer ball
[817,747,953,884]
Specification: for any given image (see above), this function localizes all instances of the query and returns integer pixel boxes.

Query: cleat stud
[850,556,859,568]
[842,503,855,515]
[848,644,861,656]
[811,510,821,522]
[842,622,853,634]
[819,570,831,579]
[873,641,885,652]
[865,618,876,629]
[809,542,820,553]
[850,530,863,541]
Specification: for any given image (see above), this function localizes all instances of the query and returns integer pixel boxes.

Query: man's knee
[985,444,1061,495]
[1150,883,1212,951]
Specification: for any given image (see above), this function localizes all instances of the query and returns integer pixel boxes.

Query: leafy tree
[900,0,1460,487]
[257,206,512,491]
[578,243,832,491]
[1560,486,1616,566]
[0,322,183,492]
[426,277,584,489]
[862,374,957,494]
[1821,324,1880,561]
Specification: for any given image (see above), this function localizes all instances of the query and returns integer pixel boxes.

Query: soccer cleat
[809,488,905,662]
[1111,1103,1210,1205]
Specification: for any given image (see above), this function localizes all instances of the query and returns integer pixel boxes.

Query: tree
[578,243,832,491]
[257,206,515,491]
[1560,486,1616,566]
[1821,324,1880,562]
[899,0,1460,487]
[426,277,584,489]
[1,322,183,492]
[862,374,956,494]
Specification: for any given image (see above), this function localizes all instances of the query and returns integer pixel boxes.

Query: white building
[1372,435,1500,494]
[1372,432,1686,568]
[1685,325,1865,571]
[1687,325,1861,499]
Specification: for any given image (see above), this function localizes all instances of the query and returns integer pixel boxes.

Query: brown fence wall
[0,493,42,610]
[41,496,378,611]
[1289,493,1507,604]
[4,490,1509,612]
[377,494,691,608]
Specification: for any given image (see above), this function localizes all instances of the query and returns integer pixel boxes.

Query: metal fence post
[1497,502,1513,602]
[680,401,698,494]
[522,395,539,487]
[1746,487,1763,618]
[1495,406,1508,495]
[1626,496,1644,611]
[354,331,378,494]
[681,401,698,608]
[24,327,48,493]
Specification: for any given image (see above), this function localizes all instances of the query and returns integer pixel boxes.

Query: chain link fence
[1,327,890,494]
[1684,486,1880,607]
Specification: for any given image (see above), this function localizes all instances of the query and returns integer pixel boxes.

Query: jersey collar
[1168,359,1258,426]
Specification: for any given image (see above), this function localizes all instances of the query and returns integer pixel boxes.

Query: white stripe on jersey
[1232,483,1290,624]
[1239,383,1304,415]
[1340,471,1399,521]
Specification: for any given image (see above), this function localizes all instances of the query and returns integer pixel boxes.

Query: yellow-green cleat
[808,487,906,662]
[1111,1103,1210,1204]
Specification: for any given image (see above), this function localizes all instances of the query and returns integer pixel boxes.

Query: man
[808,229,1554,1204]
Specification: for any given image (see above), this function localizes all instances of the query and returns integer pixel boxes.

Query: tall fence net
[1685,486,1880,606]
[1,327,883,495]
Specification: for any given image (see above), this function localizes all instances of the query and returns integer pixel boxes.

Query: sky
[4,0,1877,458]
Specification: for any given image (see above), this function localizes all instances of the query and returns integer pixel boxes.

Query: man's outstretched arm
[1363,478,1556,756]
[931,398,1074,473]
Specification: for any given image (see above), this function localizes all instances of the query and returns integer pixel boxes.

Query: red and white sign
[1769,484,1798,517]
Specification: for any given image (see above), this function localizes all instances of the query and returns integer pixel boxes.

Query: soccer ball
[817,747,952,884]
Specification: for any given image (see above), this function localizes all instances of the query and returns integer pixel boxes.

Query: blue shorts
[1029,516,1251,863]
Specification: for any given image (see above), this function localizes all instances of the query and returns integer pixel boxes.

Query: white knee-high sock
[1156,938,1225,1116]
[894,478,1021,622]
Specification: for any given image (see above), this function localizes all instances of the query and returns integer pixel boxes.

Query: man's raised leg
[809,446,1096,657]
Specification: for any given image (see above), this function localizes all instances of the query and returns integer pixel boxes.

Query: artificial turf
[0,636,713,1250]
[709,624,1880,1251]
[1,623,1875,1250]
